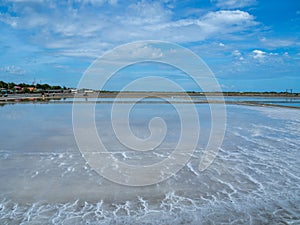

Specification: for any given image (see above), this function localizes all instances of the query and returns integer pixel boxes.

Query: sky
[0,0,299,92]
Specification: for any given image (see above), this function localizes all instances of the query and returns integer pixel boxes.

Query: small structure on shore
[26,87,36,92]
[14,86,22,91]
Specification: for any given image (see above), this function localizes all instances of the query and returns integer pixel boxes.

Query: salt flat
[0,103,299,224]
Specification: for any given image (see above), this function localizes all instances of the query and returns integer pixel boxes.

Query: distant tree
[18,83,28,88]
[0,81,7,88]
[51,85,62,90]
[1,80,68,91]
[36,83,51,90]
[8,82,16,89]
[23,87,30,93]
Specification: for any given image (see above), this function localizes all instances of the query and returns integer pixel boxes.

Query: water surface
[0,103,299,224]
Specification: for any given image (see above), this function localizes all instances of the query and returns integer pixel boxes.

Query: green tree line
[0,80,66,90]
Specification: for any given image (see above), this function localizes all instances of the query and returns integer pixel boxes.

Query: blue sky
[0,0,299,91]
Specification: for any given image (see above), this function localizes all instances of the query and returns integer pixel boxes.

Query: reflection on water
[46,96,300,108]
[0,103,299,224]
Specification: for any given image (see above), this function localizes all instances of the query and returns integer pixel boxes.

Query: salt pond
[0,102,299,224]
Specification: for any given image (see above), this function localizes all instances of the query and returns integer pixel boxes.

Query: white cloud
[107,42,164,62]
[0,65,26,75]
[0,12,18,27]
[211,0,256,9]
[5,0,116,5]
[246,49,288,68]
[0,1,259,58]
[213,47,295,79]
[260,37,299,48]
[252,49,266,59]
[232,50,241,56]
[232,49,244,60]
[81,0,118,6]
[202,10,256,26]
[144,10,257,42]
[125,1,171,25]
[251,49,280,60]
[5,0,44,2]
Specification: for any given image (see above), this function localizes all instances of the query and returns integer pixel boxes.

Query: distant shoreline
[0,92,299,109]
[1,91,300,101]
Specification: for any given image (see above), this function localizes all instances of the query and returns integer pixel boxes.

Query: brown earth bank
[1,92,299,110]
[0,91,299,101]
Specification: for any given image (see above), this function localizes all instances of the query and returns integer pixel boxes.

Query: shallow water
[48,96,300,108]
[0,103,299,224]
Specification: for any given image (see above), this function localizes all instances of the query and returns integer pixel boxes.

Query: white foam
[186,162,199,176]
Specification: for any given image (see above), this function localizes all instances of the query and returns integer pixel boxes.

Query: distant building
[0,88,8,97]
[26,87,36,92]
[14,86,22,91]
